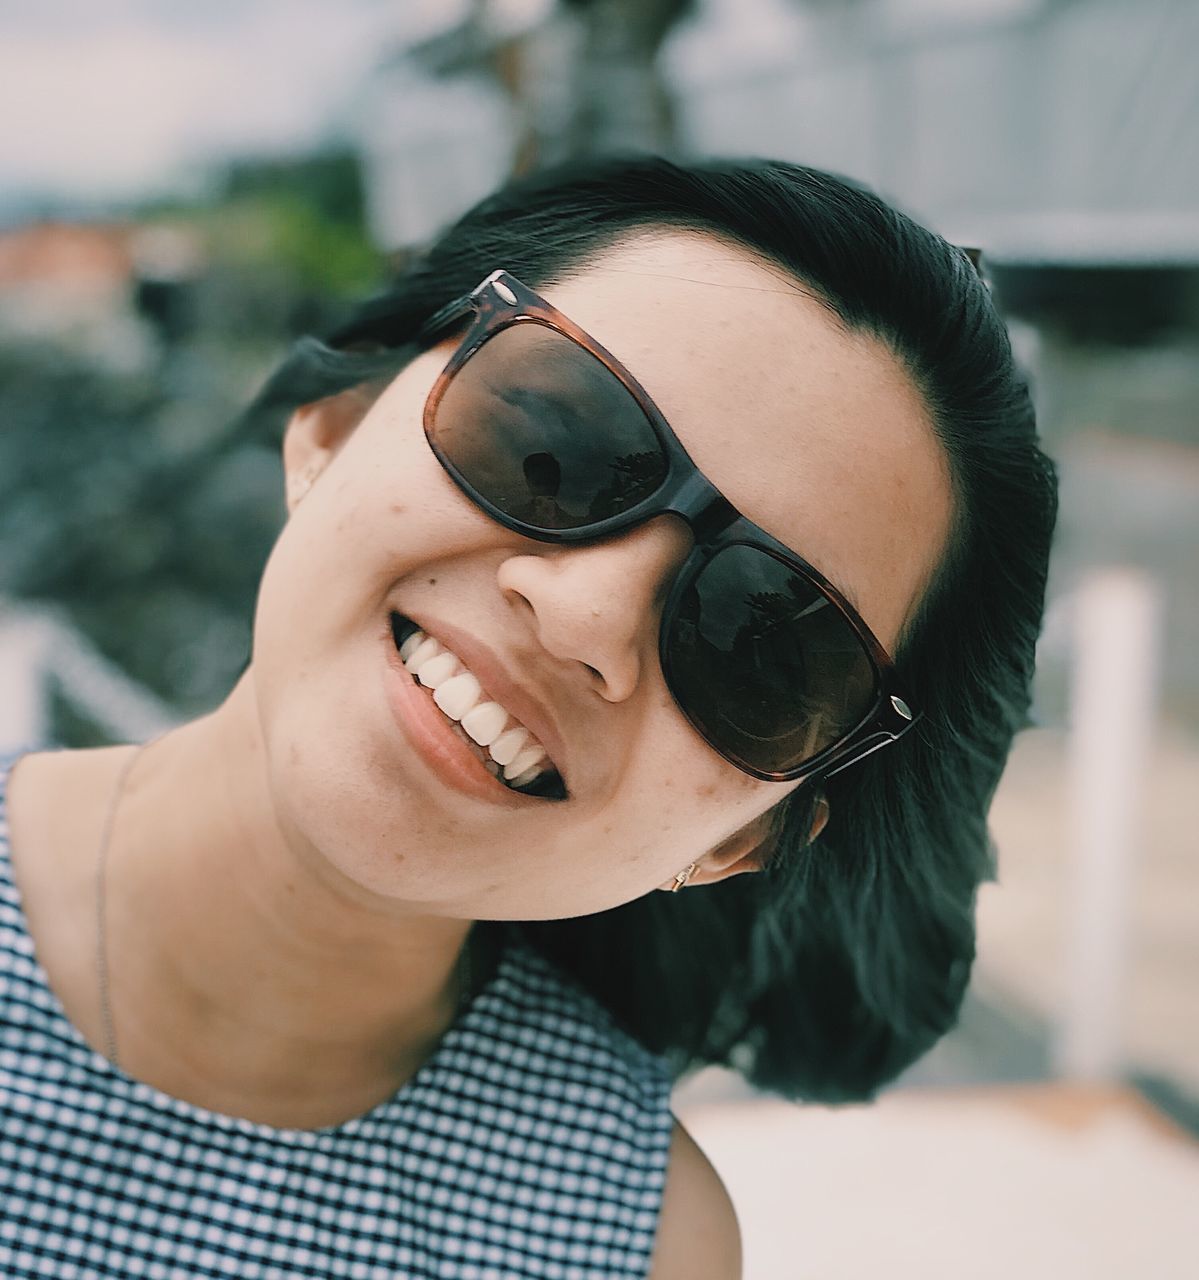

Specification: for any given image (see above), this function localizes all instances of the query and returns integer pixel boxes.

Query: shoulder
[2,747,111,887]
[649,1117,742,1280]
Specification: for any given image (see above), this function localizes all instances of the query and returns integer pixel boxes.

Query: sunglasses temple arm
[810,709,924,783]
[817,735,893,781]
[417,294,478,345]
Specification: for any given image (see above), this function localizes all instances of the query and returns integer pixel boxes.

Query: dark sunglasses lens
[666,545,880,775]
[428,322,668,530]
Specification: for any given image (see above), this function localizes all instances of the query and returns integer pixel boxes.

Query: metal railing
[0,596,179,753]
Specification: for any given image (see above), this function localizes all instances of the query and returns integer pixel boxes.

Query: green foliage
[208,194,381,298]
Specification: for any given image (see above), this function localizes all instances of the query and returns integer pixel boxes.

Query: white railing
[0,596,180,753]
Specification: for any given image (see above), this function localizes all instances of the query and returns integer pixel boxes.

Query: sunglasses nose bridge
[658,469,738,545]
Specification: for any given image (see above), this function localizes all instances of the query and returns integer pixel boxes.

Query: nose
[495,515,693,702]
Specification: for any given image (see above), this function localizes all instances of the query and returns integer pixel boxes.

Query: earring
[289,462,323,504]
[809,796,830,844]
[670,862,698,893]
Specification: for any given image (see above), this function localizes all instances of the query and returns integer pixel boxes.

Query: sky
[0,0,460,211]
[0,0,1045,216]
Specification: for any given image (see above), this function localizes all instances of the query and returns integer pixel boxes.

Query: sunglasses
[410,269,920,783]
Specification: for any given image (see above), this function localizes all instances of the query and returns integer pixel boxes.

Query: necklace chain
[94,734,473,1073]
[95,735,162,1068]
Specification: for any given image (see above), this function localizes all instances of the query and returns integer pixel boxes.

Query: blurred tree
[0,157,386,738]
[223,151,368,230]
[410,0,697,171]
[548,0,696,161]
[0,341,277,729]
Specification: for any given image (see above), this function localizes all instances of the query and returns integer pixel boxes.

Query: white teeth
[432,671,482,721]
[506,763,545,788]
[398,626,560,784]
[461,701,508,746]
[415,651,459,690]
[403,636,442,674]
[503,744,547,780]
[489,726,530,767]
[398,628,426,662]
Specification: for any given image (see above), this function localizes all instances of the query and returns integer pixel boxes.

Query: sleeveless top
[0,749,675,1279]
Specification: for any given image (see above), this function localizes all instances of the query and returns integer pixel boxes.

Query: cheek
[368,391,515,533]
[600,726,767,863]
[309,405,495,577]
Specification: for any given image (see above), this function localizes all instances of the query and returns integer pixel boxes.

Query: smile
[389,614,567,801]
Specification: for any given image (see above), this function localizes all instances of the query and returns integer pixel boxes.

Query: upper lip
[402,612,571,791]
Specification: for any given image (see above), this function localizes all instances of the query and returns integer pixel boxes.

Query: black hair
[246,154,1058,1103]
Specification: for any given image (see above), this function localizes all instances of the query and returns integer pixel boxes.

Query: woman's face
[252,230,954,919]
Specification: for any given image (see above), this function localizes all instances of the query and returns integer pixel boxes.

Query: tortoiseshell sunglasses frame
[414,269,921,783]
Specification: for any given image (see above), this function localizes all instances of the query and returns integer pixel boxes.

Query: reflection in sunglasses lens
[667,546,878,774]
[429,323,668,529]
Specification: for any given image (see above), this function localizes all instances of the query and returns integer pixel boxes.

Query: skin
[6,229,952,1133]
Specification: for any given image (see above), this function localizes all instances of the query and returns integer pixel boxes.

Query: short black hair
[246,154,1058,1102]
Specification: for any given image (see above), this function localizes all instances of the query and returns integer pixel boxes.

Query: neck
[95,675,484,1126]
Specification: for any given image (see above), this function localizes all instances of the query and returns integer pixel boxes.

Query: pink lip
[382,630,549,808]
[404,613,571,789]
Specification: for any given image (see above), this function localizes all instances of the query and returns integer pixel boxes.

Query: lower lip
[381,627,534,808]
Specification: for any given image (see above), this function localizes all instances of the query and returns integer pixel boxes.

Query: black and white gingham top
[0,751,675,1279]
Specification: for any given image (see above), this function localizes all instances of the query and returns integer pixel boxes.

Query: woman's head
[247,155,1056,1099]
[259,229,949,906]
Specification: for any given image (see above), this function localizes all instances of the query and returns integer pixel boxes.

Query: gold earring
[670,862,698,892]
[809,796,830,843]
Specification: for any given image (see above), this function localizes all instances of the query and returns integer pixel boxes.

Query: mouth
[389,612,569,802]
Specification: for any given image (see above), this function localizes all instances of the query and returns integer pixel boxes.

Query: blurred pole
[0,609,52,752]
[1054,568,1163,1081]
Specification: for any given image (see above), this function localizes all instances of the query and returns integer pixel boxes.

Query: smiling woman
[0,155,1057,1279]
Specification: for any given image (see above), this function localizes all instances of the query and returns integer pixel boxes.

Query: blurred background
[0,1,1195,1275]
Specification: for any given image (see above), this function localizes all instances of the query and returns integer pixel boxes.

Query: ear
[282,385,377,512]
[655,813,774,892]
[655,795,831,892]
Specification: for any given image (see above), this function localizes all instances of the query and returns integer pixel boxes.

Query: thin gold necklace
[94,735,473,1072]
[95,734,163,1069]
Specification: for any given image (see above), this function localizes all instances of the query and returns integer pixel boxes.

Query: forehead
[538,230,954,650]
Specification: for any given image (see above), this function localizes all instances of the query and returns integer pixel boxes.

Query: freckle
[696,782,716,799]
[601,824,613,835]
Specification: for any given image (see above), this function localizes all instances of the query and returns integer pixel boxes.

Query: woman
[0,155,1056,1278]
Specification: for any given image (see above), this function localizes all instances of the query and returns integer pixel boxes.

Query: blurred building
[0,220,206,371]
[352,0,1199,728]
[0,223,145,369]
[357,0,1199,268]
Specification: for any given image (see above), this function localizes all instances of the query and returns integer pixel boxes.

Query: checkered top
[0,750,674,1279]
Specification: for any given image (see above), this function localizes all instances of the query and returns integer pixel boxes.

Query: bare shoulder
[5,747,112,880]
[648,1116,742,1280]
